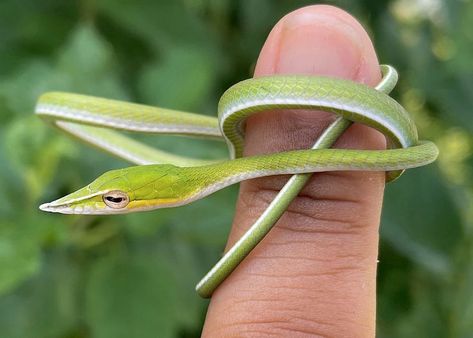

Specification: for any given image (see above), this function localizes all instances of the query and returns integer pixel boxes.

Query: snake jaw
[39,202,69,214]
[39,189,111,214]
[39,201,90,214]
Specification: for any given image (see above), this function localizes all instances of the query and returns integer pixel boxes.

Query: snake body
[36,65,438,297]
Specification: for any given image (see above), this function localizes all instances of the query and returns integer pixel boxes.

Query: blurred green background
[0,0,472,337]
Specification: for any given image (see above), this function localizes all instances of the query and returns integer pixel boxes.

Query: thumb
[203,5,383,337]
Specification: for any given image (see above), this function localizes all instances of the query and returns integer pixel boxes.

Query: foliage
[0,0,471,337]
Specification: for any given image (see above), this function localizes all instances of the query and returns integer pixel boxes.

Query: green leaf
[138,46,217,111]
[86,254,180,338]
[0,60,67,116]
[0,252,79,338]
[0,223,40,295]
[4,116,77,201]
[166,187,236,247]
[0,215,70,296]
[0,24,127,118]
[150,238,208,331]
[55,23,128,99]
[0,1,78,76]
[381,166,463,275]
[450,239,473,337]
[96,0,214,51]
[378,267,448,338]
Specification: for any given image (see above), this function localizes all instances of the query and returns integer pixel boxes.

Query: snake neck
[183,142,437,204]
[184,153,303,202]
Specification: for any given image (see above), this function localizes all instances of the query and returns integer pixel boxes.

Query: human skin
[202,5,384,337]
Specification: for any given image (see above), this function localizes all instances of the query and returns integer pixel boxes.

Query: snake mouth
[39,200,100,215]
[39,200,116,215]
[39,202,80,214]
[38,189,111,215]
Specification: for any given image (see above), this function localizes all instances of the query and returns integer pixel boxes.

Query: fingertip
[246,4,384,158]
[255,4,380,85]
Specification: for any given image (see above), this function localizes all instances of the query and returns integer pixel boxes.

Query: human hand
[202,5,384,337]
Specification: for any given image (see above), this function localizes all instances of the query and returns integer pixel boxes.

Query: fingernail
[276,11,362,79]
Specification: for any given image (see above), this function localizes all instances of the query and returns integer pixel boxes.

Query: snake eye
[103,190,129,209]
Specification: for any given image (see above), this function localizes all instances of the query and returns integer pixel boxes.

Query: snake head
[39,164,192,215]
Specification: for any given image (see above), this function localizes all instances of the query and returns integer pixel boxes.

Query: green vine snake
[36,65,438,298]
